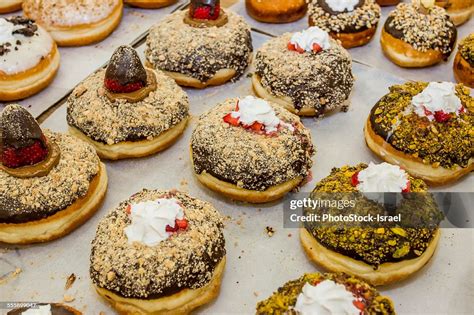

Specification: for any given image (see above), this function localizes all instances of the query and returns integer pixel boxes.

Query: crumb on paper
[253,291,259,297]
[65,273,76,290]
[266,226,275,237]
[0,267,22,284]
[63,294,75,303]
[288,233,292,237]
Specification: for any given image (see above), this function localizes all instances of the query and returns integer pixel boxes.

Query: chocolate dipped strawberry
[1,105,49,169]
[104,46,148,94]
[189,0,221,20]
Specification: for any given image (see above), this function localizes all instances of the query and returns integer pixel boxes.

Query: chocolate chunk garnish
[8,16,38,37]
[317,0,364,15]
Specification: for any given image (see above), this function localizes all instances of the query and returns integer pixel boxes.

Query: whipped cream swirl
[294,280,360,315]
[0,18,15,44]
[124,198,184,246]
[325,0,360,12]
[230,96,294,133]
[412,82,463,120]
[289,27,331,52]
[357,162,409,193]
[22,304,52,315]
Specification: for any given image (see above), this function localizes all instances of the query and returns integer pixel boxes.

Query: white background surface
[0,1,473,314]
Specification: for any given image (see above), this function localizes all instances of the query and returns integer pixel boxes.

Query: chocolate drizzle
[0,105,45,150]
[105,46,147,87]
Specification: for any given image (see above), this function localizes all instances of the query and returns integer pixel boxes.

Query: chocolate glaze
[105,46,147,87]
[7,303,77,315]
[0,105,45,150]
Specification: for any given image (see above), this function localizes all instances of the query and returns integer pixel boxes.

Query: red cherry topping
[223,113,240,126]
[351,172,360,187]
[287,42,305,53]
[1,138,49,168]
[249,122,264,132]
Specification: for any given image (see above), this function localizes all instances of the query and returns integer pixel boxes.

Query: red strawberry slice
[192,5,220,20]
[175,218,188,230]
[287,42,305,53]
[249,122,264,132]
[353,300,365,311]
[312,43,322,53]
[166,224,178,232]
[104,78,144,93]
[402,181,411,193]
[351,172,360,187]
[223,113,240,126]
[433,111,451,123]
[1,139,49,168]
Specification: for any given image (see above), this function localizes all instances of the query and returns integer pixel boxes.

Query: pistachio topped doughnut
[191,96,314,203]
[454,33,474,88]
[22,0,123,46]
[381,1,457,68]
[254,27,354,116]
[90,189,225,314]
[145,0,253,88]
[67,46,189,160]
[257,273,395,314]
[0,16,60,101]
[300,162,443,285]
[364,81,473,185]
[308,0,381,48]
[0,105,107,244]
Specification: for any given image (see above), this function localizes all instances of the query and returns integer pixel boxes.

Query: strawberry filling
[104,78,144,93]
[1,138,49,168]
[192,5,220,20]
[423,106,465,123]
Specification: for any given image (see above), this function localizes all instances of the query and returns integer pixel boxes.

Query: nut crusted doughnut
[22,0,123,46]
[66,69,189,160]
[254,33,353,117]
[0,17,60,101]
[0,0,22,14]
[0,130,107,244]
[145,10,253,88]
[364,82,473,186]
[435,0,473,26]
[381,2,456,68]
[190,98,314,203]
[90,189,226,314]
[300,163,443,285]
[245,0,307,23]
[307,0,381,48]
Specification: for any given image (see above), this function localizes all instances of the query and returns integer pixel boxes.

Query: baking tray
[1,27,473,314]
